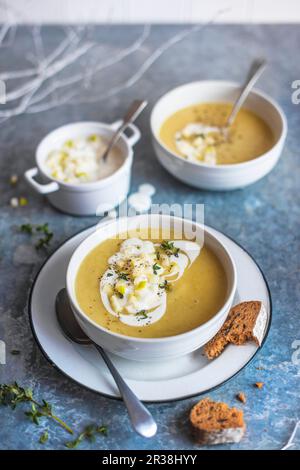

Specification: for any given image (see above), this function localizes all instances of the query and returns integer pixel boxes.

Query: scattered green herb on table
[35,223,53,250]
[159,280,171,292]
[65,424,107,449]
[0,382,73,434]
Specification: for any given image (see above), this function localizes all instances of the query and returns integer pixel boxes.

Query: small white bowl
[150,81,287,190]
[24,120,140,216]
[66,214,237,362]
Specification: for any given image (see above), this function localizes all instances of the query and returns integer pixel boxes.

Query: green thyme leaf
[118,273,129,281]
[152,263,161,275]
[39,431,49,444]
[65,424,107,449]
[159,280,171,291]
[10,350,21,355]
[0,382,73,435]
[96,425,108,436]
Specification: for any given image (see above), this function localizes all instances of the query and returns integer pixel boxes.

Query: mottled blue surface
[0,25,299,450]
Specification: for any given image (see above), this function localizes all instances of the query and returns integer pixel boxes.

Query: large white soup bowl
[151,81,287,191]
[66,214,237,361]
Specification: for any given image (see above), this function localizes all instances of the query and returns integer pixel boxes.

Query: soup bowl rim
[150,79,287,170]
[66,214,237,344]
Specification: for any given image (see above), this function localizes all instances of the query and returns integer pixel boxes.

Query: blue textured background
[0,25,299,450]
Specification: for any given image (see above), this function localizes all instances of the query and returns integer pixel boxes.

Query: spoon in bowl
[55,288,157,438]
[222,58,267,138]
[102,99,147,162]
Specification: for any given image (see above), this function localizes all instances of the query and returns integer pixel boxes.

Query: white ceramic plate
[29,225,271,402]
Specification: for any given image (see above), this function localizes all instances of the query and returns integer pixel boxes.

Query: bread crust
[190,398,246,445]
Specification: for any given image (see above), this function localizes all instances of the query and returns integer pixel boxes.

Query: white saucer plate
[29,225,271,403]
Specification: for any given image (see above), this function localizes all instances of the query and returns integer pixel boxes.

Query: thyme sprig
[160,240,179,257]
[39,431,49,444]
[152,263,161,275]
[1,384,108,448]
[65,424,107,449]
[135,310,148,320]
[20,223,33,234]
[35,223,53,250]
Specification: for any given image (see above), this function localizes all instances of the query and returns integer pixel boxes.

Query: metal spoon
[102,99,147,162]
[223,58,267,136]
[55,288,157,438]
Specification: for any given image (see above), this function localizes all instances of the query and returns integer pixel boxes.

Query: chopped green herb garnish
[160,240,179,257]
[118,273,129,281]
[106,272,113,277]
[19,223,53,250]
[161,240,173,250]
[159,280,171,291]
[0,382,108,448]
[20,223,33,234]
[152,263,161,275]
[25,403,43,425]
[0,382,73,435]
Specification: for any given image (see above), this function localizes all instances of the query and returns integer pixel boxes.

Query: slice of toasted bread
[190,398,245,445]
[205,301,267,360]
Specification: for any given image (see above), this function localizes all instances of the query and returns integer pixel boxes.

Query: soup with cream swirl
[75,230,227,338]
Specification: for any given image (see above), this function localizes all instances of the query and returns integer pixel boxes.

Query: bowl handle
[24,167,59,194]
[110,120,141,147]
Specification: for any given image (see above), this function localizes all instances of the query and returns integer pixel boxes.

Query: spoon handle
[93,343,157,438]
[225,59,267,128]
[102,100,147,162]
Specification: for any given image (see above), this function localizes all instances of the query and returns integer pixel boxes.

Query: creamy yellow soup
[159,102,274,165]
[75,231,227,339]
